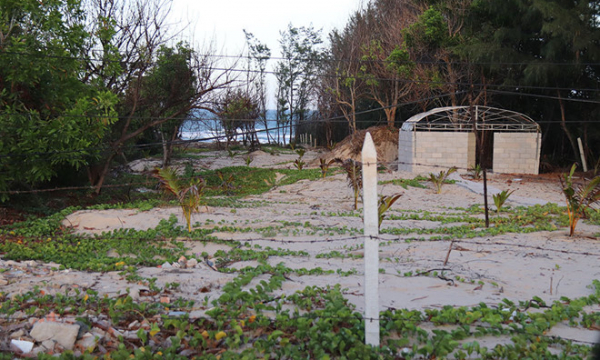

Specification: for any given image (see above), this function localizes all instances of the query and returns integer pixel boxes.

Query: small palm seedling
[217,170,236,196]
[227,148,238,158]
[378,194,402,229]
[264,173,286,189]
[151,167,205,232]
[492,189,514,213]
[294,158,305,170]
[470,164,482,180]
[560,163,600,236]
[338,158,363,210]
[245,155,253,167]
[319,158,336,178]
[294,149,306,170]
[429,167,457,194]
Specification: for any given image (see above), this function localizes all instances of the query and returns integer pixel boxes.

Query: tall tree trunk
[161,131,169,168]
[92,152,116,194]
[557,91,579,161]
[161,125,179,168]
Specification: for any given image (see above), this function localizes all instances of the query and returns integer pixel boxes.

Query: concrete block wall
[493,132,541,175]
[397,131,414,172]
[398,131,475,173]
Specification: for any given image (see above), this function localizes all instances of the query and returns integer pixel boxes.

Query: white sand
[3,149,599,346]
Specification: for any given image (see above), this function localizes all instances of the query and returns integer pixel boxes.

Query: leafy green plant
[294,149,306,170]
[429,167,457,194]
[245,155,253,166]
[293,158,305,170]
[469,164,482,180]
[227,148,238,158]
[560,163,600,236]
[151,167,205,232]
[378,194,402,229]
[379,177,427,189]
[319,158,336,178]
[216,170,236,195]
[493,189,515,213]
[338,158,362,210]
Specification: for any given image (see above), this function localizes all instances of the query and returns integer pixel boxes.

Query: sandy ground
[3,149,600,346]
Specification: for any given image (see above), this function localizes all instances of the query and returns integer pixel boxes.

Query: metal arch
[400,106,540,132]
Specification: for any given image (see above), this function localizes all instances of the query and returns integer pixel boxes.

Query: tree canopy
[0,0,117,199]
[2,0,600,201]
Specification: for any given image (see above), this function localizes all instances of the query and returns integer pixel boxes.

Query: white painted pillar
[362,132,379,347]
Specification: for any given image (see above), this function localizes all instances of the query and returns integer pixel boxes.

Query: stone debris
[10,339,34,354]
[159,256,205,270]
[186,258,198,268]
[0,258,234,357]
[4,311,161,357]
[76,333,98,352]
[30,321,80,350]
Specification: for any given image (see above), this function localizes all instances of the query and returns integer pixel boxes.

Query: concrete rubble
[0,256,231,356]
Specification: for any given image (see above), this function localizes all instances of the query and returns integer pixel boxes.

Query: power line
[0,154,575,197]
[3,50,600,93]
[6,48,600,68]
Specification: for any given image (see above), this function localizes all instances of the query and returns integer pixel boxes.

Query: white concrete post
[362,132,379,347]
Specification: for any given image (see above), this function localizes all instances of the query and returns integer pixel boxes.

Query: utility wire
[3,50,600,93]
[5,49,600,67]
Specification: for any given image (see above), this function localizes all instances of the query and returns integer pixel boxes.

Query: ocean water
[180,119,283,144]
[180,110,292,144]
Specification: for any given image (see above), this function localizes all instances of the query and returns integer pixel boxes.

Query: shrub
[560,164,600,236]
[429,167,457,194]
[151,167,205,232]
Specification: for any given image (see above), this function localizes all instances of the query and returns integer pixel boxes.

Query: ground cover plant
[492,189,514,213]
[560,164,600,236]
[339,159,363,210]
[1,147,599,358]
[1,257,599,359]
[152,167,205,232]
[429,167,457,194]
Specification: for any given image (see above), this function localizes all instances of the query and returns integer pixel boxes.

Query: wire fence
[0,154,562,197]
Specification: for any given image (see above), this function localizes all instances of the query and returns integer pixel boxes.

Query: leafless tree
[82,0,238,193]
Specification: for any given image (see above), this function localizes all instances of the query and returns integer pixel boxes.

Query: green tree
[244,30,271,145]
[457,0,600,162]
[83,0,236,193]
[327,15,369,134]
[0,0,118,200]
[132,43,196,168]
[216,90,260,148]
[275,24,324,144]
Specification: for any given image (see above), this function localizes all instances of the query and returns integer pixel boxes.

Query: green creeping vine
[1,266,599,359]
[0,214,207,271]
[382,203,563,238]
[379,177,427,190]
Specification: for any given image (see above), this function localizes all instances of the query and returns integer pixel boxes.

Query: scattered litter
[167,311,188,317]
[10,339,34,354]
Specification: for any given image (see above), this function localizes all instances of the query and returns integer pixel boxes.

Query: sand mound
[314,125,398,168]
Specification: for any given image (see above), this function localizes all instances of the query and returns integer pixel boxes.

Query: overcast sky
[168,0,362,108]
[170,0,362,56]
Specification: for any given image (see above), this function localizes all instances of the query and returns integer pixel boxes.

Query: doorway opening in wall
[476,129,494,170]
